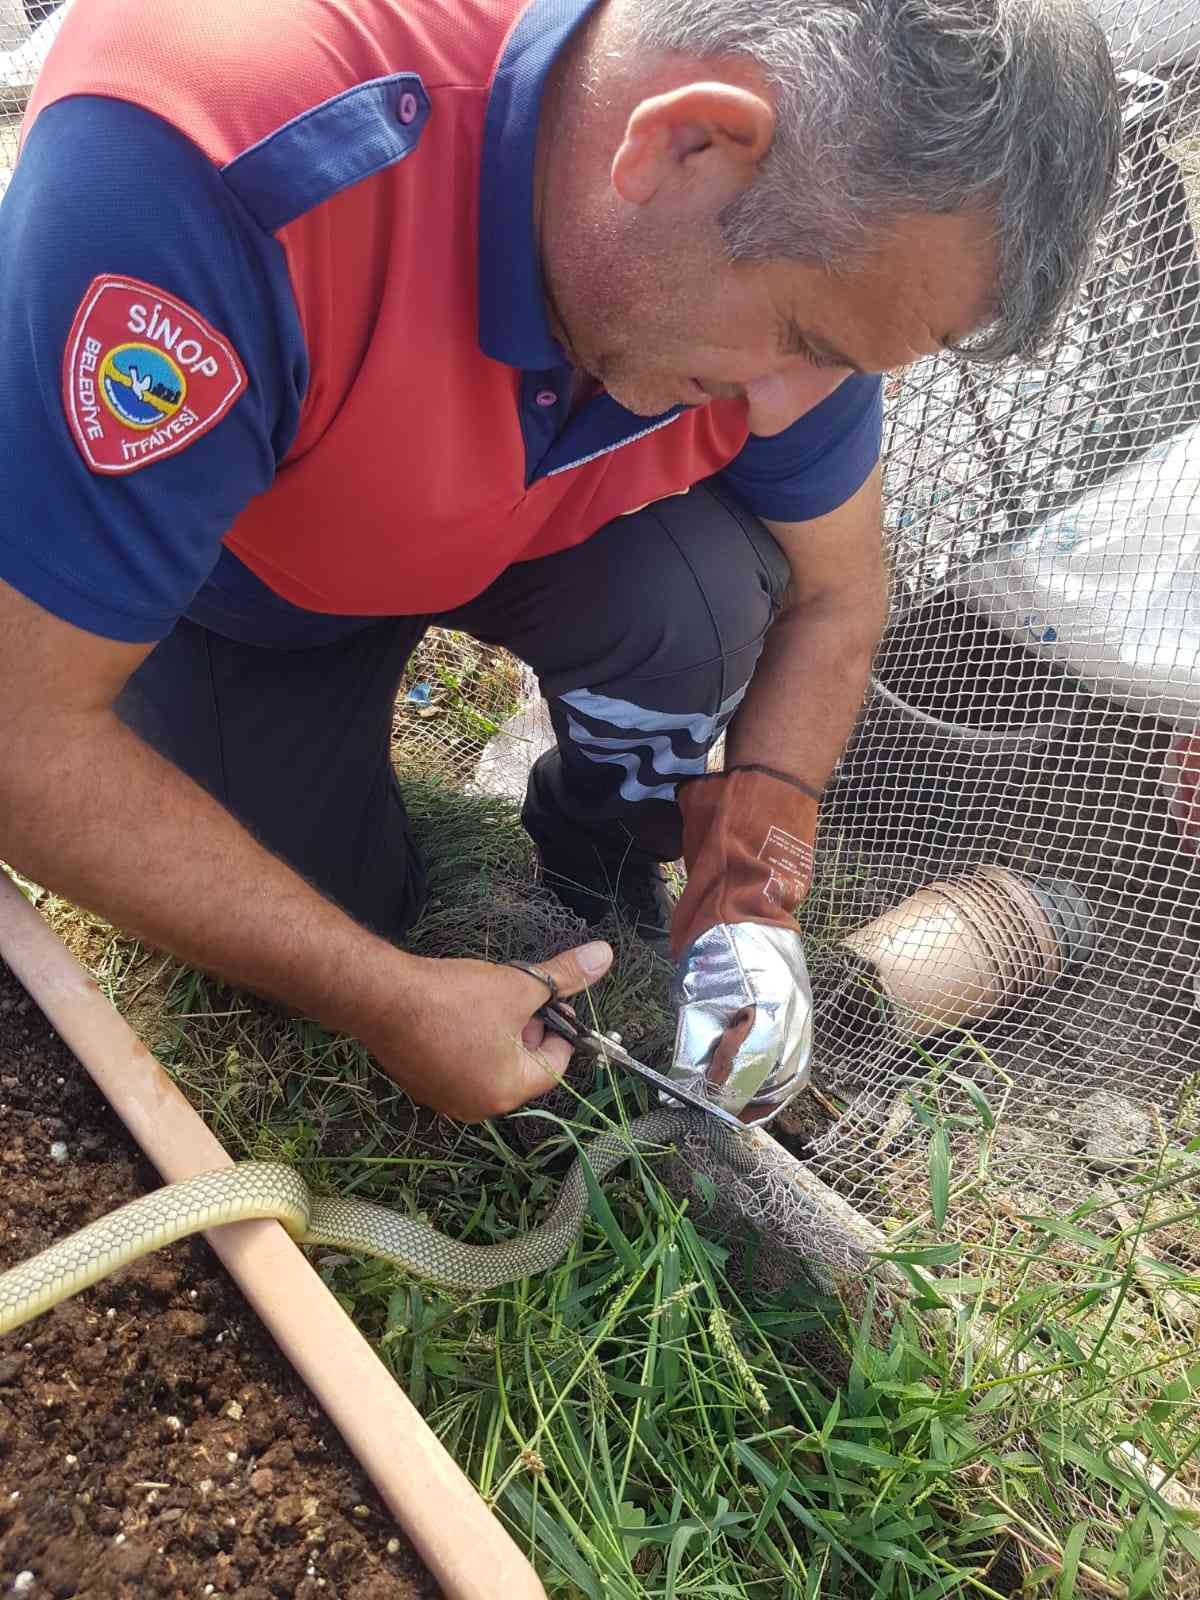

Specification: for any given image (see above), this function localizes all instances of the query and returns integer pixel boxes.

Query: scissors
[509,961,747,1133]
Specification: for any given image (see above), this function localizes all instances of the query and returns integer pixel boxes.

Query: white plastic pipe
[0,870,546,1600]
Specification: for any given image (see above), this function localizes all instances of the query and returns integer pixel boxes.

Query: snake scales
[0,1108,772,1336]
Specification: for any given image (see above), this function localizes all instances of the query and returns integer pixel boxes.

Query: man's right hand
[0,580,616,1126]
[360,941,613,1121]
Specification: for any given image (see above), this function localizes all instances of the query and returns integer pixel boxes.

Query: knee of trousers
[535,484,791,824]
[562,479,792,699]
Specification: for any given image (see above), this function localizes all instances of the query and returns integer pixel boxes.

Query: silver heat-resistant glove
[669,922,813,1125]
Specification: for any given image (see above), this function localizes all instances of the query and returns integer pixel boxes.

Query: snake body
[1,1108,757,1335]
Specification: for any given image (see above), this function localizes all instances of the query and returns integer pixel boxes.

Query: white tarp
[953,423,1200,726]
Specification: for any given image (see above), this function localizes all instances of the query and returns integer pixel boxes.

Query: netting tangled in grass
[392,6,1200,1576]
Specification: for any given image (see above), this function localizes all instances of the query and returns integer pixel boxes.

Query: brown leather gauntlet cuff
[670,766,820,960]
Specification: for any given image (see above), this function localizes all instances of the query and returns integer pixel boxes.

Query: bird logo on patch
[99,342,187,430]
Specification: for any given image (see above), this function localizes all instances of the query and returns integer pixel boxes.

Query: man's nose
[743,367,848,437]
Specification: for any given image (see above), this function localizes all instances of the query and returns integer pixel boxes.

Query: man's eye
[796,339,840,371]
[784,325,838,368]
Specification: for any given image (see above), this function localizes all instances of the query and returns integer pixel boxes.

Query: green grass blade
[929,1125,951,1229]
[1055,1521,1088,1597]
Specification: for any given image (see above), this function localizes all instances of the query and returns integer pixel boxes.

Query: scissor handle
[506,960,560,1002]
[535,1000,583,1046]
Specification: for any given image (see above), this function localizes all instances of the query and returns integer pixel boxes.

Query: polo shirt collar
[478,0,605,369]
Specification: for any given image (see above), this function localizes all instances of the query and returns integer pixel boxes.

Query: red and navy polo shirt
[0,0,882,647]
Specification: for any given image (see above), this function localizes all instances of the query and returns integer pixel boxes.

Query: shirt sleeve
[717,374,883,524]
[0,95,308,643]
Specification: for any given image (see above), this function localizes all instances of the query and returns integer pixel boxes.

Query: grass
[22,781,1200,1598]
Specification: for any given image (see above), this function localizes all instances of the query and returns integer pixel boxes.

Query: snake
[0,1107,771,1336]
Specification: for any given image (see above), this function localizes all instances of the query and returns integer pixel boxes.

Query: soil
[0,962,441,1600]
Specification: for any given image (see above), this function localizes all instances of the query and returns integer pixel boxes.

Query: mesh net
[431,5,1200,1555]
[796,23,1200,1312]
[0,0,63,188]
[785,27,1200,1556]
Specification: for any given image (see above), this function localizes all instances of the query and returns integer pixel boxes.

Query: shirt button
[535,389,558,408]
[398,91,419,125]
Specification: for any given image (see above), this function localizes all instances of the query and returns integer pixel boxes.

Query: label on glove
[757,825,814,910]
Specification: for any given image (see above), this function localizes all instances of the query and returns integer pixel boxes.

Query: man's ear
[611,83,775,214]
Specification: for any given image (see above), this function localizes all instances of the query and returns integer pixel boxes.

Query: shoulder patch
[62,275,247,475]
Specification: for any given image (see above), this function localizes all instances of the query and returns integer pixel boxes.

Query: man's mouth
[689,378,749,403]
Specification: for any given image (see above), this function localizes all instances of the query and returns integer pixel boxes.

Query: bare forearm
[726,597,884,788]
[0,586,610,1123]
[0,711,419,1039]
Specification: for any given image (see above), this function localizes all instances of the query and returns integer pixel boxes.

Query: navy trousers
[117,480,790,939]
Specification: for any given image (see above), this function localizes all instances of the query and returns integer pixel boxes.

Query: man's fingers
[526,1033,572,1075]
[516,1033,573,1103]
[537,940,613,999]
[707,1007,756,1087]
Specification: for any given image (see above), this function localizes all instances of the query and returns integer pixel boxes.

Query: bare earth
[0,961,440,1600]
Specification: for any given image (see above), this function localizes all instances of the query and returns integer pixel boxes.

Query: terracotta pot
[839,866,1093,1043]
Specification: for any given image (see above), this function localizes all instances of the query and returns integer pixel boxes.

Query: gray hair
[626,0,1121,360]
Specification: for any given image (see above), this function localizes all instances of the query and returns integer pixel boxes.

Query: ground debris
[1080,1088,1154,1165]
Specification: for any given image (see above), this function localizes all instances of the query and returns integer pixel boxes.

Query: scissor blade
[579,1031,746,1132]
